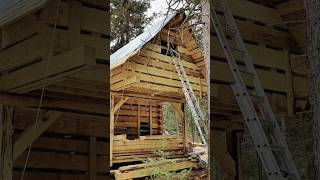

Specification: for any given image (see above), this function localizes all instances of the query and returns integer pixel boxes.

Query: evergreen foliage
[110,0,156,53]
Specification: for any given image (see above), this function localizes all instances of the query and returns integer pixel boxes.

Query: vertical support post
[182,103,188,149]
[149,104,153,135]
[89,136,97,180]
[137,104,141,138]
[285,50,294,115]
[1,29,9,50]
[68,0,81,49]
[0,105,13,180]
[110,95,114,167]
[234,131,243,180]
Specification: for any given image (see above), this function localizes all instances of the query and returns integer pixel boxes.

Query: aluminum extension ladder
[211,1,300,179]
[168,48,208,145]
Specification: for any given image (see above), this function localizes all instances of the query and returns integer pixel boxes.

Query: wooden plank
[68,65,108,83]
[1,14,38,48]
[14,151,107,172]
[212,130,236,179]
[89,136,97,180]
[227,0,283,24]
[149,105,152,135]
[0,35,46,73]
[114,160,196,180]
[140,49,199,70]
[276,0,304,16]
[18,136,108,155]
[13,172,109,180]
[130,55,202,77]
[39,27,107,60]
[0,105,13,180]
[13,111,61,160]
[129,62,206,85]
[114,97,129,113]
[211,60,287,92]
[211,36,286,70]
[285,50,294,115]
[13,108,108,137]
[41,0,107,34]
[137,104,141,137]
[110,95,114,167]
[68,0,81,49]
[111,76,140,91]
[0,46,96,93]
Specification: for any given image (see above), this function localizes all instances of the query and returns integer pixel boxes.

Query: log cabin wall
[111,30,208,102]
[110,14,208,168]
[0,0,109,179]
[113,97,163,139]
[210,0,307,179]
[111,15,208,138]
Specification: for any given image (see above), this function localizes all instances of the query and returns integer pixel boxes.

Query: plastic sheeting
[110,13,177,69]
[0,0,48,27]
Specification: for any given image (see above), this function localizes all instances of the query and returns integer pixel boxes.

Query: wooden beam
[212,130,236,179]
[14,108,108,138]
[285,50,294,115]
[13,172,109,180]
[110,95,114,167]
[182,104,188,149]
[137,104,141,137]
[149,104,152,135]
[276,0,304,16]
[13,111,61,160]
[0,105,14,180]
[89,136,97,180]
[0,46,96,93]
[113,97,129,113]
[68,0,81,49]
[14,151,108,172]
[227,0,283,24]
[114,160,196,180]
[0,93,107,115]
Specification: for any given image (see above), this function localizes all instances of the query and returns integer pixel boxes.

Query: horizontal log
[210,16,293,49]
[227,0,283,24]
[13,171,109,180]
[0,46,96,93]
[41,0,107,34]
[14,108,108,137]
[14,151,108,172]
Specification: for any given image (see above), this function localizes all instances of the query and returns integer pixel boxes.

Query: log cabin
[211,0,308,179]
[0,0,109,179]
[110,13,208,179]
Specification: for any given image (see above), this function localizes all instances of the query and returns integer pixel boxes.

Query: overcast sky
[146,0,169,28]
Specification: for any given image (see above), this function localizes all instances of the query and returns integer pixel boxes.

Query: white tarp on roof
[0,0,48,27]
[110,13,177,69]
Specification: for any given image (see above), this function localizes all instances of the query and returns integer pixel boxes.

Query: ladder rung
[261,120,276,132]
[239,70,254,77]
[213,4,224,11]
[271,145,285,153]
[249,93,265,103]
[230,47,244,54]
[225,25,236,34]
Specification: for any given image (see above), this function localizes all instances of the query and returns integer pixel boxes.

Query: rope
[20,0,61,179]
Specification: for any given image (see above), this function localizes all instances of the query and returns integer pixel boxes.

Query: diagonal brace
[13,111,61,160]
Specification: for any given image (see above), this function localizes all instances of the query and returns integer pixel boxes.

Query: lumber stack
[113,97,163,137]
[0,0,109,179]
[113,135,185,164]
[114,158,197,180]
[111,40,207,100]
[211,0,309,113]
[0,0,108,96]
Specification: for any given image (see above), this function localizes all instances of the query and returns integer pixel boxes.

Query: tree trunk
[201,0,210,176]
[305,0,320,178]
